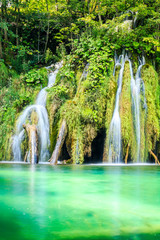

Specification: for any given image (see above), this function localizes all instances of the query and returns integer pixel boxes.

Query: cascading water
[12,62,63,162]
[129,56,147,162]
[30,128,38,164]
[108,53,125,163]
[78,63,89,89]
[108,52,147,163]
[75,139,80,164]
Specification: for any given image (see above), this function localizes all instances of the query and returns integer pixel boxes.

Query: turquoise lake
[0,164,160,240]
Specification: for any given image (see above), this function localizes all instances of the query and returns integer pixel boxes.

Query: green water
[0,164,160,240]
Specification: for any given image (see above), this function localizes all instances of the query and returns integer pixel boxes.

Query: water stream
[129,56,146,162]
[12,62,62,162]
[108,53,125,163]
[109,53,147,163]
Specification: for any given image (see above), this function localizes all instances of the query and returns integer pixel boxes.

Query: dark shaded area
[155,141,160,162]
[84,129,106,164]
[59,141,70,161]
[148,152,155,163]
[125,153,132,164]
[148,141,160,163]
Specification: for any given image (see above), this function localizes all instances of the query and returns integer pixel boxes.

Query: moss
[47,51,113,164]
[142,64,160,153]
[0,66,46,161]
[0,62,10,88]
[70,128,84,164]
[120,62,136,162]
[2,39,160,164]
[104,58,153,163]
[49,109,60,153]
[140,110,147,162]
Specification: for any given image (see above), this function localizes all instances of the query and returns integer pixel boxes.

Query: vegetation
[0,66,47,160]
[0,0,160,163]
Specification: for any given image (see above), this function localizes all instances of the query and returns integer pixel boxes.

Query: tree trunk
[55,0,58,11]
[38,24,40,63]
[50,120,67,165]
[1,0,8,58]
[98,0,102,26]
[125,143,130,164]
[0,10,3,58]
[150,150,160,165]
[44,0,50,55]
[3,2,8,43]
[24,151,28,162]
[16,6,20,47]
[23,124,39,164]
[0,38,2,58]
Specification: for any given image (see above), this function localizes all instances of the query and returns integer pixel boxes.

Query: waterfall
[30,127,38,164]
[75,139,80,164]
[108,53,125,163]
[108,53,147,163]
[81,63,89,79]
[12,62,63,162]
[129,56,146,162]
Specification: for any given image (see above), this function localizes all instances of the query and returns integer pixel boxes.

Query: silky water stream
[12,62,62,163]
[108,53,147,163]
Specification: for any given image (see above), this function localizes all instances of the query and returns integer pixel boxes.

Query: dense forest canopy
[0,0,160,71]
[0,0,160,163]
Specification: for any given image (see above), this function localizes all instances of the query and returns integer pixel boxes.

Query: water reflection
[0,165,160,240]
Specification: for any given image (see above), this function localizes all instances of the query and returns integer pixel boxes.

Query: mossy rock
[142,64,160,153]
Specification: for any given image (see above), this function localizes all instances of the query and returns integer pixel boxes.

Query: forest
[0,0,160,164]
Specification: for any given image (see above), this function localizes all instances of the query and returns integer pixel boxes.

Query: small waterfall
[12,129,25,161]
[81,63,89,79]
[30,127,38,164]
[108,52,147,163]
[76,140,79,163]
[75,139,80,164]
[12,62,63,162]
[108,53,125,163]
[129,56,146,162]
[77,63,89,89]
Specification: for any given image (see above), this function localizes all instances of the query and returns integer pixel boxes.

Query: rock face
[23,124,39,164]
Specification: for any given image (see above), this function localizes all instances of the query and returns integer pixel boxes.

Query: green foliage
[22,68,48,87]
[45,48,56,64]
[0,62,9,88]
[9,45,34,73]
[0,64,46,160]
[0,0,159,70]
[51,85,69,101]
[142,64,160,153]
[1,0,160,163]
[119,63,137,162]
[48,35,113,163]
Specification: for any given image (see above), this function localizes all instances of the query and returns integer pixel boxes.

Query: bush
[22,68,48,87]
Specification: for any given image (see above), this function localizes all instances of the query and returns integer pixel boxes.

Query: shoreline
[0,161,157,166]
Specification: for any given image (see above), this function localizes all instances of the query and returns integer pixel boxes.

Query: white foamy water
[128,56,146,162]
[108,53,125,163]
[109,53,147,163]
[12,62,63,162]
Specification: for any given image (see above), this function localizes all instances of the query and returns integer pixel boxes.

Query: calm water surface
[0,164,160,240]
